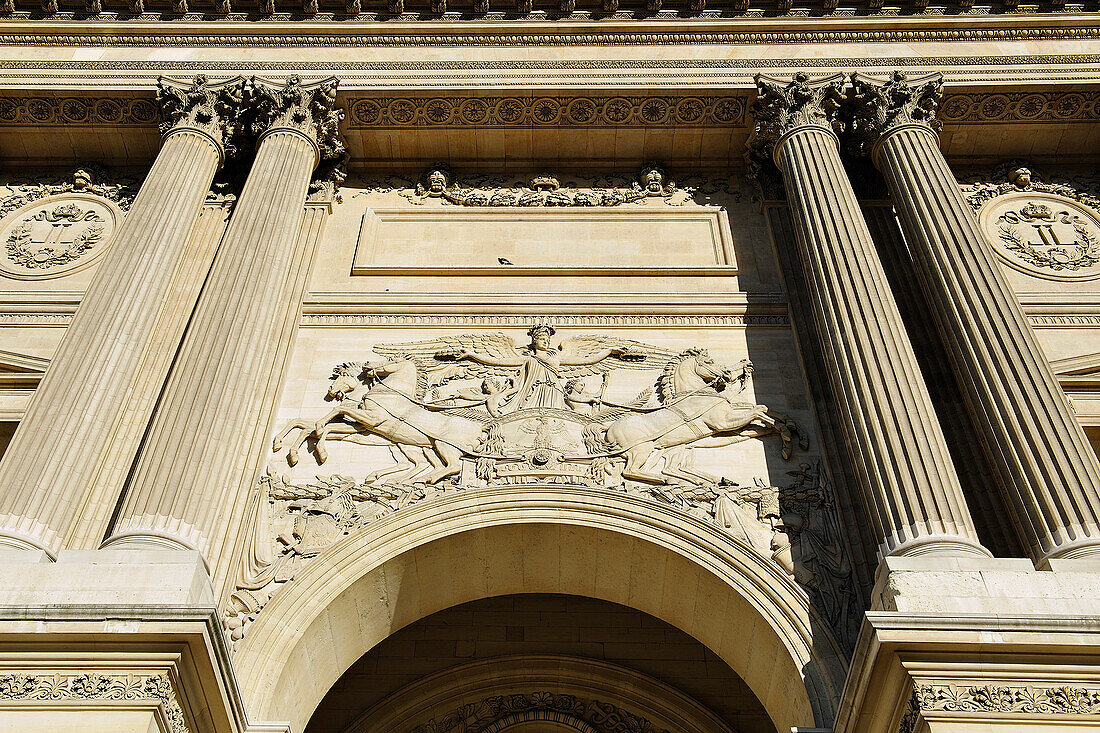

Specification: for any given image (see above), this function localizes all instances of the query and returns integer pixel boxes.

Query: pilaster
[852,71,1100,567]
[104,76,342,595]
[748,72,987,561]
[0,75,243,557]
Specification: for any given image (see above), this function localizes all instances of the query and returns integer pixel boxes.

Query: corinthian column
[104,77,342,586]
[852,71,1100,566]
[0,75,242,557]
[749,73,987,560]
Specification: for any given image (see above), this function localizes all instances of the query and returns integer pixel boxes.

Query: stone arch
[234,485,848,733]
[342,655,738,733]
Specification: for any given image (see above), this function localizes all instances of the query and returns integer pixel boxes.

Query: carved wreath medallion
[979,193,1100,280]
[0,193,121,279]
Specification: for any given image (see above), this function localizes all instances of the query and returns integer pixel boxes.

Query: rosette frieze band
[853,71,1100,565]
[748,73,988,561]
[156,74,247,163]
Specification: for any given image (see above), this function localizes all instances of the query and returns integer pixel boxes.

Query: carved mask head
[426,166,450,195]
[640,165,665,195]
[1010,167,1032,190]
[72,169,92,190]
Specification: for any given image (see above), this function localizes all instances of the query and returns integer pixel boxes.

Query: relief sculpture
[273,325,805,487]
[225,327,859,645]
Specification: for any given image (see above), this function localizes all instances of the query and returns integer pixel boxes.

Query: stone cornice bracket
[849,70,943,161]
[746,72,845,197]
[247,75,344,173]
[156,74,246,166]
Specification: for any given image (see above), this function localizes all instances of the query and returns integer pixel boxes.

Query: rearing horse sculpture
[593,349,804,484]
[275,358,486,485]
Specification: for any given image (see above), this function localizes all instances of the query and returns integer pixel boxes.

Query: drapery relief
[227,327,857,647]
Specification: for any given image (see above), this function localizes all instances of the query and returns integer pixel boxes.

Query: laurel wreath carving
[996,217,1100,272]
[5,203,105,269]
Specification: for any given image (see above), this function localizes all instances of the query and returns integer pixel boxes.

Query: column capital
[156,74,246,163]
[247,75,345,170]
[849,70,943,157]
[747,72,845,162]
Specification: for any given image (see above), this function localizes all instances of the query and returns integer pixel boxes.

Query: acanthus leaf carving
[0,672,188,733]
[156,74,246,156]
[849,70,944,156]
[745,71,845,191]
[247,75,347,195]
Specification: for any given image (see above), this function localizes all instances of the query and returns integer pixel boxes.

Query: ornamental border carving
[298,314,792,326]
[0,672,188,733]
[901,682,1100,731]
[3,90,1097,127]
[348,95,744,128]
[2,27,1100,46]
[0,95,157,126]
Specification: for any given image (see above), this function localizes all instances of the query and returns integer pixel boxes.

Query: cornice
[1,13,1100,44]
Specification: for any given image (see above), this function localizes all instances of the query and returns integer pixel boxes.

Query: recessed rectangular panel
[352,207,736,276]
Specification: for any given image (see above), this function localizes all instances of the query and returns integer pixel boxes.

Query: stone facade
[0,5,1099,733]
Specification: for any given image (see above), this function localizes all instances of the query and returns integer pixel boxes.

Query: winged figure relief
[272,325,805,487]
[375,324,678,416]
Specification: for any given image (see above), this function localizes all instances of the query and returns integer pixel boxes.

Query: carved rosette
[155,74,246,161]
[745,72,845,192]
[849,70,944,158]
[247,75,347,190]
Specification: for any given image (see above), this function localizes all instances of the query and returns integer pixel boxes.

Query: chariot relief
[273,325,805,488]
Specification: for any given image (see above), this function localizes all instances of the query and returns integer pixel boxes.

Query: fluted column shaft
[856,72,1100,565]
[751,73,987,560]
[105,77,341,589]
[0,77,241,556]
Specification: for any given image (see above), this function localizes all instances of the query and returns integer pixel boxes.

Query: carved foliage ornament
[156,74,246,154]
[901,682,1100,732]
[0,168,132,280]
[849,70,943,156]
[248,75,347,189]
[403,164,681,207]
[745,72,844,188]
[966,164,1100,281]
[6,202,104,268]
[0,672,188,733]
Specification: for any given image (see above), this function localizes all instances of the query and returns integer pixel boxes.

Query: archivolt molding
[232,486,848,733]
[345,656,734,733]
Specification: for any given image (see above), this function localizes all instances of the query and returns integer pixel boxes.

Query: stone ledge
[870,555,1100,616]
[0,548,214,608]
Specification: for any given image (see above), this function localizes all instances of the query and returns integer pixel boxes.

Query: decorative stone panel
[0,193,122,279]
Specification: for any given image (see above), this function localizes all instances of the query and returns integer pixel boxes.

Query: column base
[0,549,288,733]
[836,555,1100,733]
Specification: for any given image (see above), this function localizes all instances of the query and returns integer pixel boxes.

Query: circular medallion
[978,191,1100,281]
[0,193,122,280]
